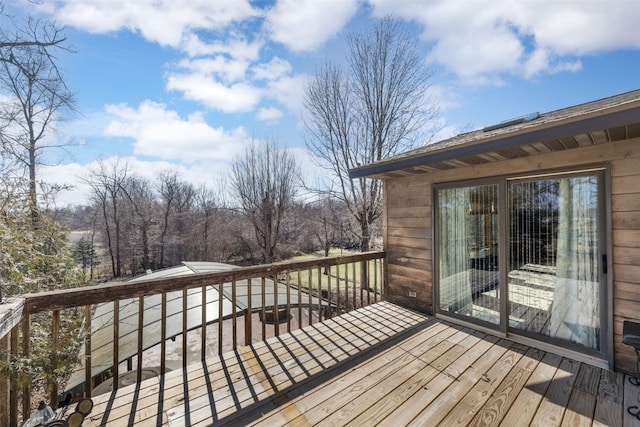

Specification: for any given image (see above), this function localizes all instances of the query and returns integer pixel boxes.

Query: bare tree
[84,159,130,277]
[194,183,221,260]
[304,16,439,253]
[230,139,299,263]
[121,175,157,273]
[157,170,180,268]
[0,12,74,223]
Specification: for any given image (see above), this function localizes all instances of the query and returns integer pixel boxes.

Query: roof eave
[349,104,640,179]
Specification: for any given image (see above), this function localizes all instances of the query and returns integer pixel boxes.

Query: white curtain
[549,176,600,349]
[438,188,472,315]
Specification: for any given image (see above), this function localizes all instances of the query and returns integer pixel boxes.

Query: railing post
[232,279,237,349]
[10,328,18,425]
[286,272,291,333]
[51,310,60,405]
[0,333,9,427]
[201,286,207,361]
[112,301,119,390]
[217,283,223,355]
[245,278,252,346]
[22,316,31,416]
[136,297,143,385]
[182,289,188,368]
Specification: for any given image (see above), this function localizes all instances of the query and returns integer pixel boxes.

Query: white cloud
[47,0,260,49]
[256,107,284,123]
[266,74,308,118]
[367,0,640,82]
[253,57,292,81]
[265,0,359,52]
[174,56,250,84]
[166,72,262,113]
[182,34,263,60]
[103,101,249,163]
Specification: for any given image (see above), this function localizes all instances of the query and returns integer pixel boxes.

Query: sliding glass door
[436,184,500,326]
[508,172,603,351]
[435,170,606,356]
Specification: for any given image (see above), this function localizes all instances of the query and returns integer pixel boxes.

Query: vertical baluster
[286,272,291,333]
[182,289,188,368]
[373,258,378,303]
[345,263,350,313]
[51,309,60,402]
[22,315,31,414]
[245,278,252,346]
[160,293,167,375]
[380,258,387,301]
[110,301,119,391]
[367,260,371,306]
[317,267,323,322]
[327,265,332,319]
[274,272,279,337]
[232,279,237,349]
[335,264,341,316]
[201,285,207,361]
[354,262,360,309]
[297,270,302,327]
[137,297,143,385]
[261,277,266,340]
[10,327,18,426]
[0,329,9,427]
[218,283,223,356]
[307,269,313,326]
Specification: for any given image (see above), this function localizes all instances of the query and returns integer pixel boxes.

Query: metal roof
[65,262,326,393]
[349,89,640,179]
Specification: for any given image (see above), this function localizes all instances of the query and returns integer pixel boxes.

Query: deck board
[82,302,635,427]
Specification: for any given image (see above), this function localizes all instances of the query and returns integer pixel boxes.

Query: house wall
[383,137,640,374]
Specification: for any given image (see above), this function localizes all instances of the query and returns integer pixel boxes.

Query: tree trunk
[360,220,370,289]
[29,137,38,225]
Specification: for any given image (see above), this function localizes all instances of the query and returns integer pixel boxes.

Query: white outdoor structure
[65,262,325,395]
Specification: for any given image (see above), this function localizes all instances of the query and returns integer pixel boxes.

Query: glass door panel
[507,174,601,351]
[437,184,500,325]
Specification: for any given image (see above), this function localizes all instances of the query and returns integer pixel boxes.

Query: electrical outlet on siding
[408,291,417,297]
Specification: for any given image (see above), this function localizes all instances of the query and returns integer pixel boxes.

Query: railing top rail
[23,251,385,314]
[0,298,25,341]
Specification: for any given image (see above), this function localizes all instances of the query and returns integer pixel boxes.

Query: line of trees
[70,153,364,279]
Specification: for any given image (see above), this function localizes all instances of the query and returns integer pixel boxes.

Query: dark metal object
[623,321,640,418]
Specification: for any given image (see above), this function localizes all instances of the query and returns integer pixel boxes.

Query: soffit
[349,90,640,180]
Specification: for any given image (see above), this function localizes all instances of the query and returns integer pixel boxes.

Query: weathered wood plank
[613,230,640,248]
[0,298,24,340]
[380,334,506,427]
[593,369,624,427]
[24,252,386,314]
[314,328,480,426]
[500,352,562,426]
[614,264,640,284]
[86,302,429,426]
[561,363,601,427]
[612,193,640,212]
[467,346,546,427]
[249,322,454,426]
[612,212,640,230]
[611,156,640,177]
[81,302,629,427]
[623,374,640,427]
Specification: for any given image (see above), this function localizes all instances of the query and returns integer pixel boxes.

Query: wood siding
[383,137,640,374]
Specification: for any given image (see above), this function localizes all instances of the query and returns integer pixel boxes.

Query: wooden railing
[0,251,385,426]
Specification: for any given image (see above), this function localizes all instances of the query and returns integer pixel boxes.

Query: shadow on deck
[84,302,639,427]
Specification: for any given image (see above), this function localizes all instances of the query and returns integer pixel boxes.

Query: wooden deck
[83,302,640,426]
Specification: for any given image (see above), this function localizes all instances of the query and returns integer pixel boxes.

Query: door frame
[432,165,612,368]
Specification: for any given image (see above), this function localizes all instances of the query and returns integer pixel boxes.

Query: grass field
[280,249,384,300]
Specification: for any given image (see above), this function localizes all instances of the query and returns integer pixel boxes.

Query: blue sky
[5,0,640,206]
